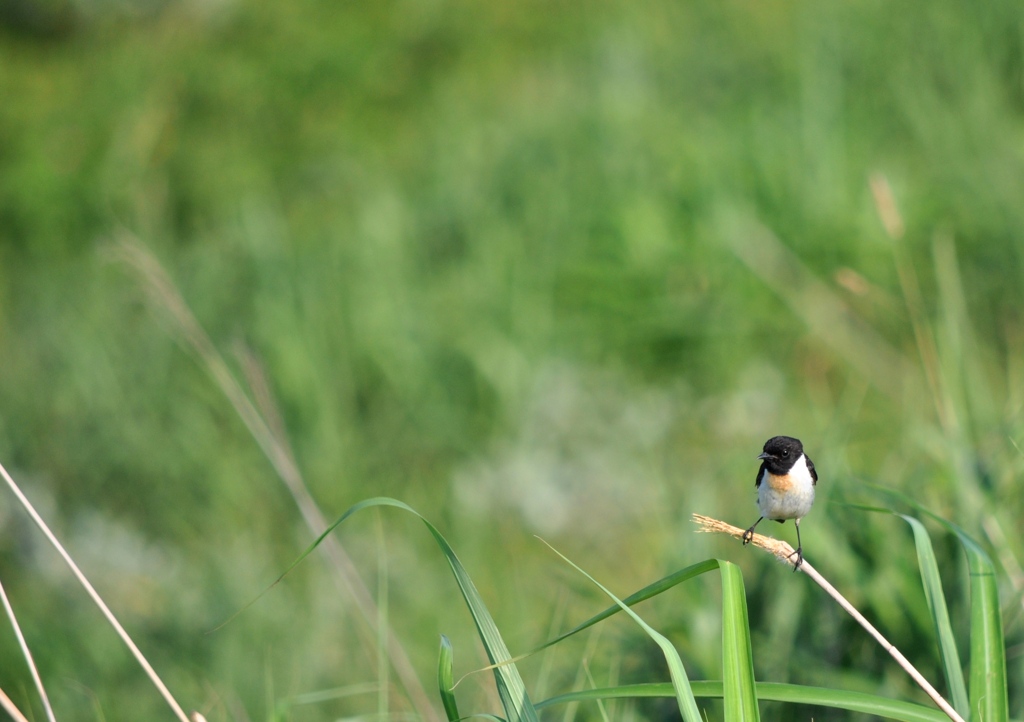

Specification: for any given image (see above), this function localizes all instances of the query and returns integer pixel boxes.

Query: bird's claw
[786,547,804,571]
[741,527,755,545]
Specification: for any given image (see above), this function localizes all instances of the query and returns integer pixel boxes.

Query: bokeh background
[2,0,1024,719]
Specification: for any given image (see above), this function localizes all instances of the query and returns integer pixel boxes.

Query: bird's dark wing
[806,455,818,486]
[755,461,766,488]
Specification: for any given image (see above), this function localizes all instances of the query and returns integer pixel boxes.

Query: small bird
[741,436,817,569]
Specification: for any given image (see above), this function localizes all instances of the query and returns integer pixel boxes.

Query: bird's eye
[781,449,789,457]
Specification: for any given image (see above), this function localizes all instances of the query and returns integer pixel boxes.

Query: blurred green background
[2,0,1024,719]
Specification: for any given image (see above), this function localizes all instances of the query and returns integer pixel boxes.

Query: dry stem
[0,459,191,722]
[0,687,30,722]
[113,235,439,722]
[0,575,55,721]
[693,513,965,722]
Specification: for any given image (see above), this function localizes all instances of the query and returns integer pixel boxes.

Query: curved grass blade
[467,560,721,681]
[536,682,948,722]
[526,560,720,655]
[272,497,539,722]
[537,539,702,722]
[517,557,756,720]
[896,515,969,717]
[719,561,759,721]
[438,635,460,722]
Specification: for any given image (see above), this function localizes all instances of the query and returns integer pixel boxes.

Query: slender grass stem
[869,173,952,436]
[0,459,191,722]
[0,687,31,722]
[114,236,441,722]
[0,574,55,722]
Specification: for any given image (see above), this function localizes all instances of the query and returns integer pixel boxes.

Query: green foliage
[537,539,704,722]
[538,683,950,722]
[438,635,460,722]
[719,561,759,721]
[898,514,969,717]
[944,522,1008,722]
[0,0,1023,719]
[288,497,540,722]
[306,497,991,722]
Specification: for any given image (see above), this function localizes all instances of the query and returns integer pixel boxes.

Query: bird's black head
[757,435,804,474]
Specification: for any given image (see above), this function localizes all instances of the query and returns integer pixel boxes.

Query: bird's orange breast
[766,472,793,492]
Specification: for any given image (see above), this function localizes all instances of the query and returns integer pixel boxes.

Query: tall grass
[0,0,1023,718]
[251,497,996,721]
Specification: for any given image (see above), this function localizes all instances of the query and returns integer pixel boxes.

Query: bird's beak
[756,452,771,460]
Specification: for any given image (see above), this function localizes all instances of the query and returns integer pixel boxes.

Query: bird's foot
[786,546,804,571]
[741,527,756,545]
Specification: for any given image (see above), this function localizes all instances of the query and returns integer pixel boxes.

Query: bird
[741,435,817,570]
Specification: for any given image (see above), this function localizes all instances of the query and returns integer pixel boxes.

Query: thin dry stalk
[113,235,439,722]
[869,173,952,435]
[0,460,191,722]
[869,173,905,240]
[0,687,30,722]
[0,575,55,722]
[692,513,966,722]
[722,216,913,402]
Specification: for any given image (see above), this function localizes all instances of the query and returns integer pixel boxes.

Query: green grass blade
[896,514,969,717]
[525,558,756,719]
[276,497,539,722]
[438,635,460,722]
[719,561,759,721]
[540,680,946,720]
[538,540,703,722]
[526,560,720,655]
[955,532,1007,722]
[272,683,378,718]
[535,682,948,722]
